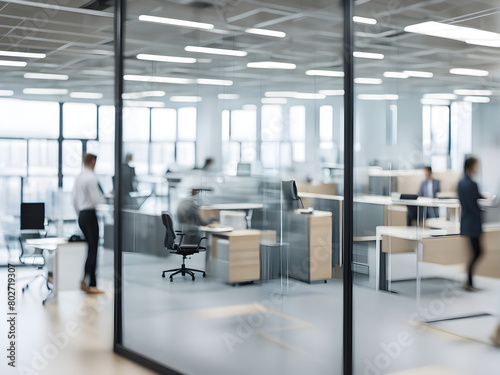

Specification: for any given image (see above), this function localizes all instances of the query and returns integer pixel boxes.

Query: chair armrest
[176,233,186,247]
[195,236,207,251]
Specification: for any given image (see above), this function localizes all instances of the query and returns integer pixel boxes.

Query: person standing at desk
[73,153,104,294]
[458,157,484,291]
[407,166,440,226]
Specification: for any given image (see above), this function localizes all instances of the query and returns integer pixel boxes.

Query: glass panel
[261,105,283,141]
[176,142,196,168]
[320,105,333,142]
[0,140,27,176]
[0,99,59,138]
[178,107,196,141]
[231,109,257,141]
[28,139,59,175]
[63,102,98,139]
[289,105,305,142]
[151,142,176,175]
[99,105,115,142]
[151,108,177,141]
[124,107,150,142]
[62,140,82,175]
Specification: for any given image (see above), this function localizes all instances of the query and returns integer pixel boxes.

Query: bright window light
[170,96,202,102]
[353,16,377,25]
[139,15,214,30]
[261,98,287,104]
[218,94,240,100]
[123,91,166,99]
[245,28,286,38]
[353,51,384,59]
[354,78,382,84]
[137,54,196,63]
[450,68,489,77]
[420,98,450,105]
[0,50,45,58]
[185,46,247,57]
[306,70,344,77]
[0,60,27,67]
[383,72,408,79]
[265,91,297,98]
[196,78,233,86]
[463,96,490,103]
[358,94,398,100]
[124,74,193,84]
[403,70,433,78]
[23,88,68,95]
[0,90,14,96]
[294,93,326,99]
[319,90,345,96]
[124,100,165,107]
[24,72,69,80]
[453,89,492,96]
[70,92,103,99]
[423,93,457,100]
[247,61,296,69]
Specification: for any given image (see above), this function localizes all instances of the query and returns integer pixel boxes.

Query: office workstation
[1,1,500,375]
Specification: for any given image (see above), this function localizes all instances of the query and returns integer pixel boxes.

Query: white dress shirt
[425,179,434,198]
[73,168,102,214]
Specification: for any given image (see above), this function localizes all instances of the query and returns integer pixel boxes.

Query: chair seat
[170,246,206,254]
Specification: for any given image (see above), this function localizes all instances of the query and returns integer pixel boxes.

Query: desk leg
[376,229,381,291]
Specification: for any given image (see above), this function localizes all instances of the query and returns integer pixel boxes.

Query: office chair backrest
[161,213,176,249]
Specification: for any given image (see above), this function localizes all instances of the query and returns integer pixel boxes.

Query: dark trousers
[467,236,482,287]
[78,209,99,287]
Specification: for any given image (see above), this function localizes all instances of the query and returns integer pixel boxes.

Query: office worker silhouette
[407,167,440,226]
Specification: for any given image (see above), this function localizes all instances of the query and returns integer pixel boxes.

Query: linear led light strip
[23,88,68,95]
[454,89,492,96]
[139,15,214,30]
[353,16,377,25]
[70,92,103,99]
[306,70,344,77]
[0,60,27,67]
[123,91,166,100]
[124,75,233,86]
[463,96,490,103]
[185,46,247,57]
[0,90,14,96]
[450,68,489,77]
[245,28,286,38]
[247,61,296,69]
[358,94,398,101]
[137,54,196,64]
[353,51,384,59]
[0,50,45,58]
[354,78,382,84]
[24,72,68,80]
[170,96,202,102]
[264,91,325,99]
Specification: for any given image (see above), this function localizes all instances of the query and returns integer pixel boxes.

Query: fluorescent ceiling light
[218,94,240,100]
[139,15,214,30]
[450,68,489,77]
[358,94,398,101]
[353,51,384,59]
[23,88,68,95]
[453,89,492,96]
[70,92,103,99]
[294,92,326,99]
[354,78,382,84]
[423,93,457,100]
[124,74,193,85]
[123,91,166,100]
[170,96,202,102]
[185,46,247,57]
[265,91,297,98]
[463,96,490,103]
[403,70,433,78]
[124,100,165,108]
[137,54,196,64]
[404,21,500,48]
[0,60,27,67]
[196,78,233,86]
[353,16,377,25]
[420,98,450,105]
[247,61,296,69]
[24,72,68,80]
[0,90,14,96]
[262,98,287,104]
[319,90,345,96]
[245,28,286,38]
[383,72,408,79]
[0,50,45,59]
[306,70,344,77]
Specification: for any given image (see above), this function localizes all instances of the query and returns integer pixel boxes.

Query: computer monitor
[20,203,45,230]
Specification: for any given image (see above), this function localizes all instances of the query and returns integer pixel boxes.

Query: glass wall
[118,0,344,374]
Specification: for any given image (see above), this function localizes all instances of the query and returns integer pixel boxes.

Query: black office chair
[161,213,207,282]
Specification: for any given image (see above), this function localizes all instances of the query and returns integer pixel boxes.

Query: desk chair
[161,213,207,282]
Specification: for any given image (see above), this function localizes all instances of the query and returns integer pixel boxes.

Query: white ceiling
[0,0,500,104]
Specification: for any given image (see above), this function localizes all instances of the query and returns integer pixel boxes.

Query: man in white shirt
[73,153,104,294]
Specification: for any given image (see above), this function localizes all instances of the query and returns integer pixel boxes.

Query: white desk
[200,203,264,229]
[26,238,87,302]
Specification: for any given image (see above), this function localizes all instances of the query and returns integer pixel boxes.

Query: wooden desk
[210,229,276,284]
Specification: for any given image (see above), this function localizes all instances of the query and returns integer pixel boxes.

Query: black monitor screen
[20,203,45,230]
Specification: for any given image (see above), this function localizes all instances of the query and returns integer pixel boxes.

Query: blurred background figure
[122,153,136,198]
[176,189,216,243]
[407,166,441,226]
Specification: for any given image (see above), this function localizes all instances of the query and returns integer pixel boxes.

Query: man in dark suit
[458,157,484,291]
[407,166,441,226]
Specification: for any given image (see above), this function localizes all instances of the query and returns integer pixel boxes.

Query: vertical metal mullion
[114,0,125,349]
[58,103,63,188]
[343,0,354,374]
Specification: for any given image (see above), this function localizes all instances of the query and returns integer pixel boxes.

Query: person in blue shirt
[458,157,484,291]
[407,166,440,226]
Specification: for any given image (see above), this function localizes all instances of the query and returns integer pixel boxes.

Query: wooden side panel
[310,245,332,280]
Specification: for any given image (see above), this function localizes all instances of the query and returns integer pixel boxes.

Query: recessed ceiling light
[24,72,69,80]
[463,96,490,103]
[245,28,286,38]
[262,98,287,104]
[383,72,408,79]
[196,78,233,86]
[306,70,344,77]
[185,46,247,57]
[123,91,166,99]
[294,93,326,99]
[358,94,398,100]
[453,89,492,96]
[354,78,382,84]
[124,100,165,108]
[247,61,296,69]
[23,88,68,95]
[420,98,450,105]
[170,96,202,102]
[0,60,27,67]
[137,54,196,64]
[139,15,214,30]
[353,16,377,25]
[353,51,384,59]
[423,93,457,100]
[265,91,297,98]
[0,50,45,59]
[124,74,193,84]
[70,92,103,99]
[403,70,433,78]
[0,90,14,96]
[218,94,240,100]
[450,68,489,77]
[318,90,345,96]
